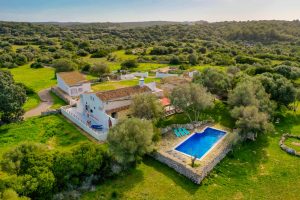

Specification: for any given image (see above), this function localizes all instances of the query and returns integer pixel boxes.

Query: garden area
[0,114,89,157]
[82,111,300,200]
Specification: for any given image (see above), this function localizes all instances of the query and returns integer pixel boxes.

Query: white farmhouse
[76,79,160,130]
[56,71,91,97]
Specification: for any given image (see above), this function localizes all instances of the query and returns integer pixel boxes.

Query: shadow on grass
[90,167,145,199]
[143,156,199,195]
[208,134,270,183]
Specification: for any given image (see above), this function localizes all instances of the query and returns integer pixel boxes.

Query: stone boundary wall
[161,120,212,134]
[41,109,60,116]
[153,131,238,184]
[279,134,300,157]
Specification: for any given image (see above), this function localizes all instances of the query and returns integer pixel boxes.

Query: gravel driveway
[24,88,53,119]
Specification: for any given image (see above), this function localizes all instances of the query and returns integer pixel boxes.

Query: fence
[61,107,108,141]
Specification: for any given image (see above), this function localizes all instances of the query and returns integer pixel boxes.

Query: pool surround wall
[173,126,227,161]
[153,125,239,184]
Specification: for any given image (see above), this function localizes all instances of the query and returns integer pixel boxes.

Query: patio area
[153,124,239,184]
[61,106,108,141]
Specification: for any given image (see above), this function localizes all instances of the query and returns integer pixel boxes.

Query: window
[78,88,83,92]
[90,109,93,113]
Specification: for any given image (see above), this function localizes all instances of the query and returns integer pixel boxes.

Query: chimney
[139,78,145,87]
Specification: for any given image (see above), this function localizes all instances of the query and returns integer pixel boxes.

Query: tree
[91,49,109,58]
[228,78,274,139]
[107,118,154,168]
[130,93,163,121]
[231,106,273,140]
[169,83,214,122]
[228,78,274,115]
[193,68,232,99]
[169,56,180,65]
[0,70,26,123]
[257,73,296,106]
[292,89,300,112]
[273,65,300,80]
[90,62,111,76]
[52,59,77,73]
[121,59,138,69]
[188,54,198,65]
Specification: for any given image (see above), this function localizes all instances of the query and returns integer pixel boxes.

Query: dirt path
[24,88,53,119]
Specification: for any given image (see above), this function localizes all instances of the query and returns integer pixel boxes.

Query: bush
[91,49,109,58]
[30,62,43,69]
[121,59,138,69]
[77,49,89,57]
[89,63,111,76]
[52,59,77,73]
[169,56,180,65]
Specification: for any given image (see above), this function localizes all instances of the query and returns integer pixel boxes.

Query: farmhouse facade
[57,71,91,97]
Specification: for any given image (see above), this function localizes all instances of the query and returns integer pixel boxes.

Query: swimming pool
[175,127,226,159]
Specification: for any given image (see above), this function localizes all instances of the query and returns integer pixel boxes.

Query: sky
[0,0,299,22]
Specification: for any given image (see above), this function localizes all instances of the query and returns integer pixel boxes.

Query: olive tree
[169,83,214,122]
[193,68,232,99]
[107,118,154,168]
[130,93,163,121]
[0,70,26,123]
[228,78,274,139]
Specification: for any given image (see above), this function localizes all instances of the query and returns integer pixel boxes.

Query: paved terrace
[153,124,239,184]
[61,106,108,141]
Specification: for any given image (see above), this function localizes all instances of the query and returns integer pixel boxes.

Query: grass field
[0,114,89,158]
[82,108,300,200]
[6,63,56,111]
[50,91,67,109]
[92,77,161,91]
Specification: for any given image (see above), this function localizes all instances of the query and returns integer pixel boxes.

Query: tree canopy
[107,118,154,168]
[0,70,26,123]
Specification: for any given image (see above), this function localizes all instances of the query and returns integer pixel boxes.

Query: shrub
[121,59,138,69]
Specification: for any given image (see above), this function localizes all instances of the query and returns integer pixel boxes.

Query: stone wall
[41,109,60,116]
[161,120,212,135]
[279,134,300,157]
[51,87,76,105]
[153,131,238,184]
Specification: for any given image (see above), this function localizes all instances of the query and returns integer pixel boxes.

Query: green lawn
[82,109,300,200]
[92,78,160,91]
[0,114,89,158]
[50,91,67,109]
[6,63,56,111]
[23,93,40,112]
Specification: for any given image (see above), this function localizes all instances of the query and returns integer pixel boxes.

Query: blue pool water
[175,127,226,159]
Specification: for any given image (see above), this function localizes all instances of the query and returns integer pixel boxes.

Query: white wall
[57,74,91,97]
[132,72,148,78]
[78,93,117,130]
[156,72,178,78]
[57,75,70,94]
[61,107,108,141]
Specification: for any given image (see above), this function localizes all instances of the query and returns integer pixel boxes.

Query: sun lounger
[179,128,186,136]
[174,129,181,137]
[182,128,190,135]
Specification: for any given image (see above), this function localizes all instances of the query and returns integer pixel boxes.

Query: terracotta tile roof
[160,97,171,106]
[106,105,130,114]
[96,85,151,101]
[57,71,89,86]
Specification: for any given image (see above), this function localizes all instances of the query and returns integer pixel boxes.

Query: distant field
[0,115,89,158]
[92,77,160,91]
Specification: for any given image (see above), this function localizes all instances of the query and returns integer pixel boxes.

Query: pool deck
[153,124,239,184]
